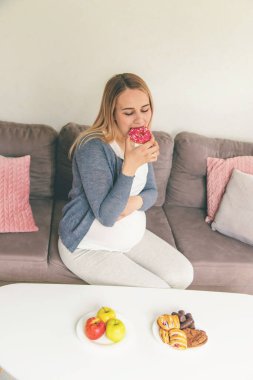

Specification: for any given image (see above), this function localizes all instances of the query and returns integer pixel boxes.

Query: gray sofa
[0,120,252,294]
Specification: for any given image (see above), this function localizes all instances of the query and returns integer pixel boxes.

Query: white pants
[58,230,193,289]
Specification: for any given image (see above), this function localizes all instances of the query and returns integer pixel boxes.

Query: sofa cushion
[166,132,253,208]
[163,204,253,292]
[48,199,87,284]
[152,132,174,206]
[55,123,89,200]
[0,155,38,232]
[146,206,176,247]
[0,199,53,282]
[0,121,58,199]
[56,123,173,206]
[211,169,253,245]
[206,156,253,222]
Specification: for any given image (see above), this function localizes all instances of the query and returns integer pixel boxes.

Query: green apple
[97,306,116,323]
[106,318,126,343]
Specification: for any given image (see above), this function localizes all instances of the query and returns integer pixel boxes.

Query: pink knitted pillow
[206,156,253,223]
[0,155,38,232]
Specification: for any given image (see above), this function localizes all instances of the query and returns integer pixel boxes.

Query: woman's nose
[134,112,144,124]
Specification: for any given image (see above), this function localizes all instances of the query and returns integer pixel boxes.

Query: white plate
[76,311,129,346]
[152,317,164,344]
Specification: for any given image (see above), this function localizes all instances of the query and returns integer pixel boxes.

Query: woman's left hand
[117,195,143,220]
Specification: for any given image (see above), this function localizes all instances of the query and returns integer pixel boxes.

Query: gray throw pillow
[211,169,253,245]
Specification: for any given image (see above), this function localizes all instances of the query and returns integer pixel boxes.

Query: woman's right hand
[122,134,159,176]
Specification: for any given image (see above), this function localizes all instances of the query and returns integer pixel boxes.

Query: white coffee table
[0,283,252,380]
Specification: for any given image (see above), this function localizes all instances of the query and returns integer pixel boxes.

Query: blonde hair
[69,73,154,158]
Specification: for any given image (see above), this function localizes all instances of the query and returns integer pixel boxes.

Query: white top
[77,141,148,251]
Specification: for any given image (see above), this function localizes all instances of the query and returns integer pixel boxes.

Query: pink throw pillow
[206,156,253,223]
[0,155,39,232]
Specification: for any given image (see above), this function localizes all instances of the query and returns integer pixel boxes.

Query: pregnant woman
[58,73,193,288]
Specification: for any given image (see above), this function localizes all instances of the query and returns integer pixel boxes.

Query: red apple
[85,317,106,340]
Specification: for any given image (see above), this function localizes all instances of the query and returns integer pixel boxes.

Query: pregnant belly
[79,211,146,252]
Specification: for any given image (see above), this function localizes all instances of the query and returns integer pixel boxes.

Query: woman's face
[114,88,152,139]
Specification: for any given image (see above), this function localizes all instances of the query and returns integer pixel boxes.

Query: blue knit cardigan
[59,138,158,252]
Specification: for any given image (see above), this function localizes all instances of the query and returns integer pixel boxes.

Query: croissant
[157,314,180,331]
[168,328,187,350]
[159,328,170,344]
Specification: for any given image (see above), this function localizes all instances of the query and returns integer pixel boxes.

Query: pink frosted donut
[128,127,152,144]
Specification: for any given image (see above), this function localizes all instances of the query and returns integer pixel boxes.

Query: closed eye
[124,108,150,116]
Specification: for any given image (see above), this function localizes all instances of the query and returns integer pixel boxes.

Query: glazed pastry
[157,314,180,331]
[184,328,208,348]
[168,328,187,350]
[159,328,170,344]
[128,126,151,144]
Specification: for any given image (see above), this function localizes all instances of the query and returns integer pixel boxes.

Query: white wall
[0,0,252,141]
